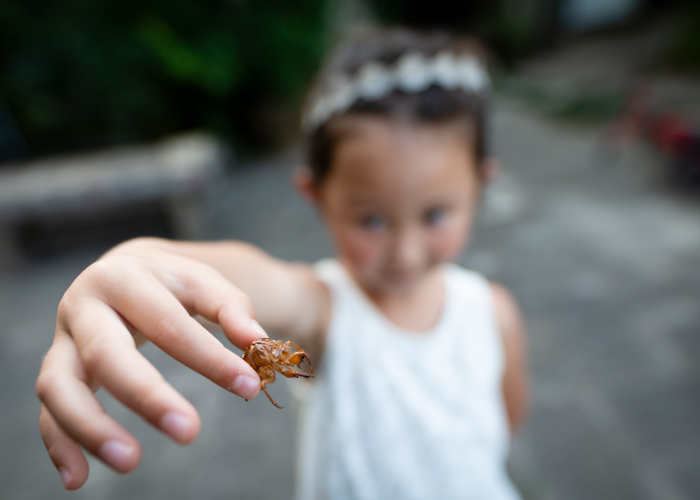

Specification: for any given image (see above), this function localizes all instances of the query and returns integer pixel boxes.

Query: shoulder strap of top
[314,258,384,311]
[313,258,344,287]
[314,259,358,305]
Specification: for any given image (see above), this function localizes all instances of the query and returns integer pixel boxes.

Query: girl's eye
[425,207,448,226]
[360,215,386,231]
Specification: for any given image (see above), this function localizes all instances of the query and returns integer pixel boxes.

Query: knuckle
[131,380,167,416]
[35,372,51,401]
[91,254,148,282]
[79,337,111,373]
[205,351,231,385]
[81,257,117,284]
[230,290,255,316]
[38,407,52,436]
[57,284,83,325]
[56,297,69,323]
[151,314,182,345]
[61,256,147,308]
[46,436,65,461]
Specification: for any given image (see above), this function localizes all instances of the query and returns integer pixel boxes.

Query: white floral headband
[303,50,490,131]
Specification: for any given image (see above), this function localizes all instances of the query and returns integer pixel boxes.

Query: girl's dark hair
[303,29,490,186]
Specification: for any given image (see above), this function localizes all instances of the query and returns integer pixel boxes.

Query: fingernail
[99,440,136,471]
[251,319,268,338]
[160,412,192,443]
[59,467,71,488]
[231,375,259,399]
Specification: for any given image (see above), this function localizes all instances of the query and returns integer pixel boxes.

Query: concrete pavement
[1,96,699,500]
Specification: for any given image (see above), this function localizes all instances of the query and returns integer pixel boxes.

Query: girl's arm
[36,237,329,490]
[490,283,529,434]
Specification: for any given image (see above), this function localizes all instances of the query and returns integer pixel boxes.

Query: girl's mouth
[384,269,421,286]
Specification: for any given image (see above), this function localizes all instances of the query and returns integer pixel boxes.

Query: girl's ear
[480,158,501,183]
[292,166,319,204]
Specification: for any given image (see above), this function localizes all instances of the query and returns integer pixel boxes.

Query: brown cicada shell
[241,338,314,409]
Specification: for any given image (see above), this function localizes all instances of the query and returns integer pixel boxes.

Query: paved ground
[1,95,699,500]
[488,101,700,500]
[2,22,700,497]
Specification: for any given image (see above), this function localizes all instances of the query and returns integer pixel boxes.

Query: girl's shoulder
[442,263,494,304]
[443,264,520,317]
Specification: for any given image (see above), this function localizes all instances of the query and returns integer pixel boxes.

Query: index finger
[145,257,270,348]
[77,257,262,398]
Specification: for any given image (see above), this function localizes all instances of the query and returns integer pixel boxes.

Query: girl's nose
[391,227,426,269]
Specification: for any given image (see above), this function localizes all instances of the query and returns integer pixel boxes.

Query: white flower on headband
[303,51,490,131]
[396,53,432,92]
[434,52,459,88]
[357,62,393,99]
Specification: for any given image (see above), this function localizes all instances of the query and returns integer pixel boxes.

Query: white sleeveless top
[294,259,520,500]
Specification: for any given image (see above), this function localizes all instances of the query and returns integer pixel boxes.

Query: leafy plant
[0,0,330,158]
[664,3,700,72]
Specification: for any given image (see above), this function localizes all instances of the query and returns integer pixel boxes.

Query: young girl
[36,29,528,499]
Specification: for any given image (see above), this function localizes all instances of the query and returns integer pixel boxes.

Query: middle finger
[85,268,261,398]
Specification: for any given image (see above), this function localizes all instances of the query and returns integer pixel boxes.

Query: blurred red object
[605,84,700,187]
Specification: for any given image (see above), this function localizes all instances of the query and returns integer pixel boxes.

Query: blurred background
[1,0,699,499]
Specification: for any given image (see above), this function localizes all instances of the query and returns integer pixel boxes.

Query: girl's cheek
[432,223,470,261]
[338,230,381,270]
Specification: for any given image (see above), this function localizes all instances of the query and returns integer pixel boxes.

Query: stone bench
[0,133,226,265]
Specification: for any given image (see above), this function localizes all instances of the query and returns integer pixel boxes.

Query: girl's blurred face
[316,116,482,297]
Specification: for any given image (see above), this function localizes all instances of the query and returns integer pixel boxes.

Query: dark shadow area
[16,204,173,259]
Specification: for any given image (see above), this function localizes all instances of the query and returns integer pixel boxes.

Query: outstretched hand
[36,241,267,489]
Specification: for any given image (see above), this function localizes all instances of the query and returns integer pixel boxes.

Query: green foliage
[486,0,543,61]
[664,4,700,72]
[0,0,330,157]
[362,0,550,62]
